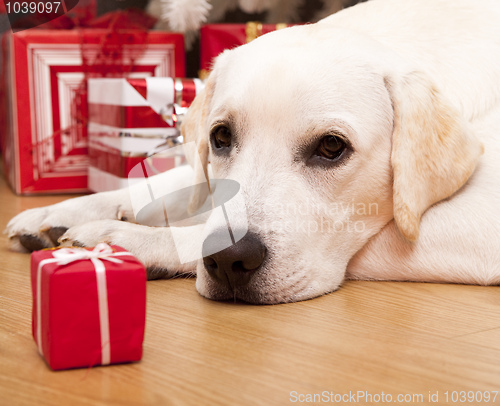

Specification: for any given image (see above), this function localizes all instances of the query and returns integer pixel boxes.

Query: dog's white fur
[6,0,500,303]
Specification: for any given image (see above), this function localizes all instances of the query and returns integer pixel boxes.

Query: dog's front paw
[58,220,158,265]
[58,220,124,247]
[5,207,70,252]
[5,191,134,253]
[58,220,195,279]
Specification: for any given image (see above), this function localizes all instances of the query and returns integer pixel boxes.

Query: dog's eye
[211,125,232,149]
[315,135,347,160]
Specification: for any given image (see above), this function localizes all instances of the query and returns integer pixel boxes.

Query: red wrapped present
[31,243,146,370]
[1,29,184,195]
[200,22,292,76]
[87,77,204,192]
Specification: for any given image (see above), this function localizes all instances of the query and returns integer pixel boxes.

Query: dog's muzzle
[202,231,267,289]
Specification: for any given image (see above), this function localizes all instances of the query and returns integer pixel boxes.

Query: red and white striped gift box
[87,77,204,192]
[1,30,184,194]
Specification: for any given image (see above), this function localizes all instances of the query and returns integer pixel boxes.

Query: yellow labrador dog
[6,0,500,303]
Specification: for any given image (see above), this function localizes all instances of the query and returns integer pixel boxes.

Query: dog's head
[181,25,483,304]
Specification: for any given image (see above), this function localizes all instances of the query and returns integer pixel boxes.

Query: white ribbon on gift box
[36,243,134,366]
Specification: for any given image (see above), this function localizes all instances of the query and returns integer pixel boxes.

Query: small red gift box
[1,29,184,194]
[31,244,146,370]
[87,77,204,192]
[200,22,293,75]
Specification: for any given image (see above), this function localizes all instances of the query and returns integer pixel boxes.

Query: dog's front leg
[58,220,202,278]
[5,165,199,252]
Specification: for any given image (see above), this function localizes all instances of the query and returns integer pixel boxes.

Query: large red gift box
[87,77,204,192]
[2,29,184,195]
[31,243,146,370]
[200,22,292,75]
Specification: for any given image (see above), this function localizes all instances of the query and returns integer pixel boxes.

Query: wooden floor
[1,172,500,406]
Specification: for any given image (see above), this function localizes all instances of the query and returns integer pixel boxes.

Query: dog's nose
[202,231,266,289]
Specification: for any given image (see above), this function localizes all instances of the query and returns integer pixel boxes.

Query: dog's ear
[386,71,483,241]
[181,74,214,213]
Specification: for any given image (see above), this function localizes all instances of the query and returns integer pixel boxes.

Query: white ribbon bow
[52,243,125,265]
[36,243,134,366]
